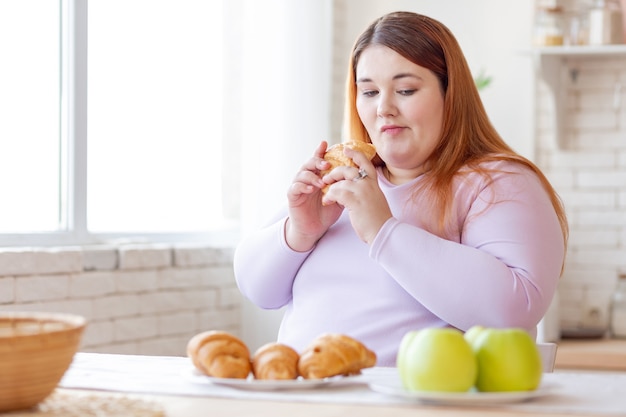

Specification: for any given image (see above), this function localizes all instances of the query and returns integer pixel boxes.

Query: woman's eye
[398,89,416,96]
[362,90,378,97]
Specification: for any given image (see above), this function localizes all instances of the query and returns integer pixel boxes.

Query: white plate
[184,367,364,391]
[368,379,555,406]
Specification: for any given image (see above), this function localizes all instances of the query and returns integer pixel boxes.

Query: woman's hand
[321,147,393,245]
[285,141,344,252]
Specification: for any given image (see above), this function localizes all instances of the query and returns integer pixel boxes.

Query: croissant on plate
[297,333,377,379]
[186,330,251,379]
[251,342,300,380]
[320,141,377,194]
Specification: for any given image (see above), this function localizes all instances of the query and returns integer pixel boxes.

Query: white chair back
[537,342,558,373]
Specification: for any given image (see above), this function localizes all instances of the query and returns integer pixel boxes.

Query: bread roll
[321,141,376,193]
[187,330,251,379]
[251,342,300,380]
[298,333,377,379]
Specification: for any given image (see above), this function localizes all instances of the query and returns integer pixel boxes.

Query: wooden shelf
[530,45,626,149]
[532,44,626,57]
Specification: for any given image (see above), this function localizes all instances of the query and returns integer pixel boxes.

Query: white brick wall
[535,52,626,336]
[0,244,241,356]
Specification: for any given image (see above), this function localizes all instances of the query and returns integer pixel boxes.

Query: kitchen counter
[49,352,626,417]
[555,338,626,371]
[47,389,586,417]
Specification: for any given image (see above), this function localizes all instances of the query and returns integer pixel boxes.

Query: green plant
[474,68,493,91]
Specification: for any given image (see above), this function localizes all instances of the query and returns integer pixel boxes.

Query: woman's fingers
[290,141,333,193]
[321,147,376,187]
[343,146,374,170]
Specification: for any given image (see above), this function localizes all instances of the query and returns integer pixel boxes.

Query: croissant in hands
[320,141,376,194]
[187,330,251,379]
[297,333,377,379]
[251,342,300,380]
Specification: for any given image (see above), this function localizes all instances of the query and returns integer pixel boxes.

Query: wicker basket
[0,312,86,412]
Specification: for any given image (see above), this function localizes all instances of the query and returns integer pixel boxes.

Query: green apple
[467,327,542,392]
[463,325,486,345]
[397,328,477,392]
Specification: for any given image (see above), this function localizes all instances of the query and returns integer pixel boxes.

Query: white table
[55,352,626,417]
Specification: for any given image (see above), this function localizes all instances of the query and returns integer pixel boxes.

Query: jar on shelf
[534,6,565,46]
[610,275,626,338]
[564,7,590,45]
[588,0,624,45]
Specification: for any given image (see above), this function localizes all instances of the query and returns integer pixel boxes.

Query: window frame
[0,0,240,248]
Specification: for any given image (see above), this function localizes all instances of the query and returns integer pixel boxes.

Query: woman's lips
[381,125,405,135]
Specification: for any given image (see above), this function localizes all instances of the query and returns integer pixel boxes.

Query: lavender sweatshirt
[234,161,565,366]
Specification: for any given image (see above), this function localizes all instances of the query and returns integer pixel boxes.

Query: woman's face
[355,45,444,183]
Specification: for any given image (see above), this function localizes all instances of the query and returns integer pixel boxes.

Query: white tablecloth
[60,353,626,415]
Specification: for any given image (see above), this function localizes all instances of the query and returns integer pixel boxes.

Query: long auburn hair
[344,11,568,263]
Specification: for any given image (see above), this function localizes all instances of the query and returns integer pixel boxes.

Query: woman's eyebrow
[356,73,422,83]
[394,73,422,81]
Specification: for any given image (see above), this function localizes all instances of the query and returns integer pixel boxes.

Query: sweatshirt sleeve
[369,167,565,332]
[233,214,313,309]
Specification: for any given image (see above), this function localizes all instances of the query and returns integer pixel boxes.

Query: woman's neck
[383,165,428,185]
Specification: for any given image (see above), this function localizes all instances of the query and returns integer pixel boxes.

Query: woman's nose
[377,93,397,117]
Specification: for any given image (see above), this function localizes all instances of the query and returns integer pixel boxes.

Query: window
[0,0,236,246]
[0,1,60,233]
